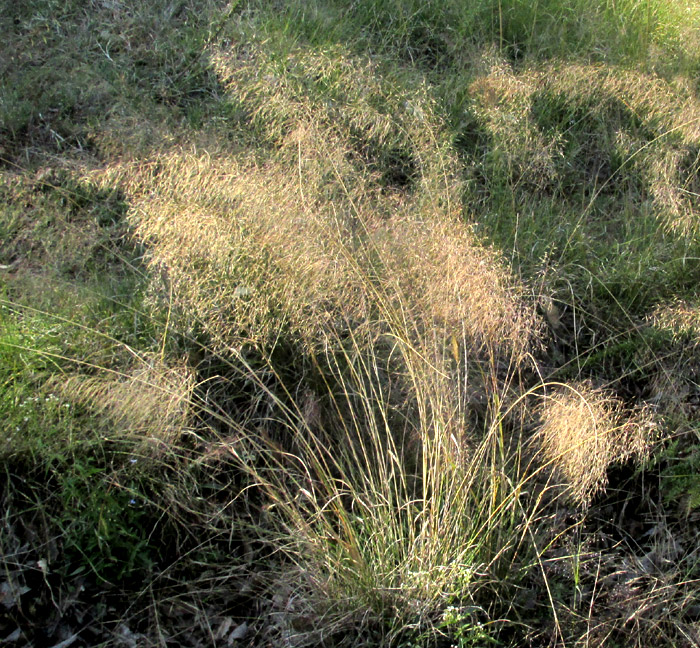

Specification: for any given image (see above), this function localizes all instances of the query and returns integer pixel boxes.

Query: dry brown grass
[56,354,194,451]
[5,2,700,645]
[71,44,554,637]
[538,382,656,504]
[650,300,700,340]
[469,59,700,234]
[88,43,540,369]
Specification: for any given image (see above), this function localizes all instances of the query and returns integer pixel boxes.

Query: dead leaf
[0,579,31,609]
[227,622,248,644]
[47,631,80,648]
[215,616,233,640]
[3,628,22,642]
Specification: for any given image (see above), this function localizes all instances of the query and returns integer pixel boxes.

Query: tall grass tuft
[83,41,553,640]
[5,0,700,644]
[214,327,542,641]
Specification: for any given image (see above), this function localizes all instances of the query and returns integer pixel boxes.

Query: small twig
[0,259,20,271]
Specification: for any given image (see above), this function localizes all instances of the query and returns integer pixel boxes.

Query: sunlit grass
[3,0,700,645]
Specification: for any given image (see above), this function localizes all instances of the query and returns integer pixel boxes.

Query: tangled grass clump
[538,382,657,504]
[77,42,552,641]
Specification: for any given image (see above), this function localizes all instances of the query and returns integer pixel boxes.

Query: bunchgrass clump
[4,0,700,645]
[88,40,547,641]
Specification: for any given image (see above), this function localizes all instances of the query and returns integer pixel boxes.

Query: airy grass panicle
[91,42,540,365]
[538,382,656,504]
[56,354,194,449]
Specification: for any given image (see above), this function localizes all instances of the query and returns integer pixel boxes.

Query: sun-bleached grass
[468,59,700,224]
[461,53,700,364]
[5,1,700,644]
[56,354,194,449]
[538,382,657,504]
[91,42,540,367]
[72,34,700,644]
[650,300,700,341]
[77,41,555,642]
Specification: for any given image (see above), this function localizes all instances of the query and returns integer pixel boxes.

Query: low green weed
[53,453,160,583]
[659,434,700,513]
